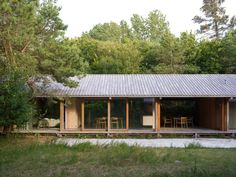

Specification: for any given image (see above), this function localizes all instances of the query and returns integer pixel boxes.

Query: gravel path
[56,138,236,148]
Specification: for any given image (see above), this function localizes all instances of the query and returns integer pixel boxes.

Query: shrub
[0,70,35,131]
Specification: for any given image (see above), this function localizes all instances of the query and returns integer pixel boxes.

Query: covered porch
[58,97,230,133]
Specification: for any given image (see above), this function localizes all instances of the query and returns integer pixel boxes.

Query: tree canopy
[193,0,236,39]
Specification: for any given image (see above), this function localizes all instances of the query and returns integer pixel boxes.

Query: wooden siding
[197,98,228,130]
[66,98,80,129]
[221,98,228,131]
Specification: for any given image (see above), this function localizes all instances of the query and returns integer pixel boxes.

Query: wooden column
[107,98,111,132]
[221,98,228,131]
[224,98,227,131]
[81,98,84,131]
[126,98,129,130]
[60,101,64,131]
[155,98,161,132]
[226,99,229,131]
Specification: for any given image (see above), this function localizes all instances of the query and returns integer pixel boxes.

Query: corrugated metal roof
[35,74,236,97]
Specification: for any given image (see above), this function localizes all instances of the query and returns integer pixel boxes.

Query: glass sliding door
[129,98,154,130]
[110,99,126,129]
[84,98,107,129]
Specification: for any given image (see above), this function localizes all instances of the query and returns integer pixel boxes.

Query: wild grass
[0,136,236,177]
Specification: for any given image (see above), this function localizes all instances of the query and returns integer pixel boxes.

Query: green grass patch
[0,136,236,177]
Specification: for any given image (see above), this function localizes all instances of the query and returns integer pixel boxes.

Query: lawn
[0,136,236,177]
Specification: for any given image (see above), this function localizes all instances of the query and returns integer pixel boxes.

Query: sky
[57,0,236,38]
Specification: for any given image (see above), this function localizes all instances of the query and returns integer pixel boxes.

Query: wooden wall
[66,98,81,129]
[196,98,227,131]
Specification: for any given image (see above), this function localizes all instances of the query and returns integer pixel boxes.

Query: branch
[21,40,31,53]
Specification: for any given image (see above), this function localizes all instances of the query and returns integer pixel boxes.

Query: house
[35,74,236,134]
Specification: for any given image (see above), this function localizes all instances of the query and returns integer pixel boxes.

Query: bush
[0,70,35,131]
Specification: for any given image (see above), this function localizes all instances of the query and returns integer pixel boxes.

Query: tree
[195,39,222,73]
[131,10,170,42]
[178,32,200,73]
[193,0,236,39]
[140,32,199,74]
[0,0,85,83]
[152,33,186,74]
[130,14,148,40]
[84,21,133,43]
[0,0,87,130]
[221,30,236,73]
[88,40,141,74]
[36,38,88,83]
[85,22,122,42]
[0,69,35,131]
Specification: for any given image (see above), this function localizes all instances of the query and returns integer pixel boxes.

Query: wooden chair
[187,117,194,127]
[163,117,172,127]
[176,117,188,128]
[96,117,107,129]
[111,117,119,129]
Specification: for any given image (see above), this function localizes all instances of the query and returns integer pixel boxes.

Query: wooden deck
[12,128,236,136]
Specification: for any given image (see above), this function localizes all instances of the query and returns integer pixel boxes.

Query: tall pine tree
[193,0,236,39]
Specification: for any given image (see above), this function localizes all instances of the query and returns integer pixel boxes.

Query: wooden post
[126,98,129,130]
[81,98,84,131]
[60,101,64,131]
[226,99,229,131]
[155,98,161,132]
[221,98,227,131]
[224,98,227,131]
[222,98,227,131]
[108,98,111,132]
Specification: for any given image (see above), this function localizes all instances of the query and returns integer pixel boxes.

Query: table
[173,117,188,128]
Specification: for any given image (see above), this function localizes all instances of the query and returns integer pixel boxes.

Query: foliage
[90,41,141,74]
[196,39,222,73]
[131,10,170,42]
[220,30,236,73]
[0,70,34,128]
[85,21,129,42]
[1,136,236,177]
[37,38,88,82]
[193,0,236,39]
[0,0,86,83]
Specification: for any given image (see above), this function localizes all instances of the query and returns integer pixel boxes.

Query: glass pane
[111,99,126,129]
[161,99,196,128]
[129,98,154,129]
[84,99,107,129]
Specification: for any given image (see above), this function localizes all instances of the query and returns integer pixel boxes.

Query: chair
[96,117,107,129]
[176,117,188,128]
[187,117,194,127]
[111,117,119,129]
[163,117,172,127]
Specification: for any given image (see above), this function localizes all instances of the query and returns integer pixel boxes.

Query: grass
[0,135,236,177]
